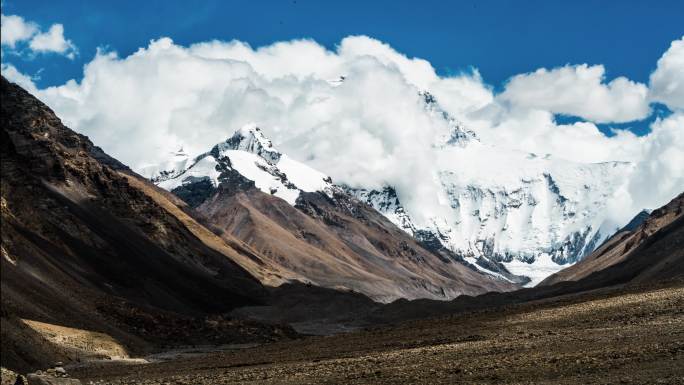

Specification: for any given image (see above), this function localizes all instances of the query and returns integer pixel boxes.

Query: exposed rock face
[540,193,684,286]
[618,209,652,232]
[0,77,294,373]
[170,176,217,208]
[343,186,416,234]
[192,179,517,303]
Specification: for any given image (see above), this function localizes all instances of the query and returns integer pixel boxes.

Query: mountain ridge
[146,100,633,285]
[144,123,519,301]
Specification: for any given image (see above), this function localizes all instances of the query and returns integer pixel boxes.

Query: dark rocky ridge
[619,209,651,232]
[170,176,217,208]
[0,77,295,373]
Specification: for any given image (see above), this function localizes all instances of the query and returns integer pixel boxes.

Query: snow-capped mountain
[347,151,631,286]
[143,123,518,301]
[142,123,335,206]
[346,186,417,234]
[140,147,191,184]
[144,95,631,287]
[346,93,632,286]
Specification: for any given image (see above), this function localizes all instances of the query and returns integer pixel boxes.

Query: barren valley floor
[72,282,684,385]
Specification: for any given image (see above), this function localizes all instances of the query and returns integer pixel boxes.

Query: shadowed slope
[0,77,293,373]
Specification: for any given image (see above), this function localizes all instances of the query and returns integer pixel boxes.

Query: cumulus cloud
[7,35,684,226]
[498,64,650,123]
[27,37,454,203]
[464,106,643,164]
[649,36,684,110]
[28,24,77,58]
[627,112,684,211]
[0,12,77,58]
[0,14,38,47]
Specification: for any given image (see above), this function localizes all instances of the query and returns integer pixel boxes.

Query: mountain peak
[153,123,335,206]
[418,91,479,147]
[217,123,282,164]
[140,146,191,183]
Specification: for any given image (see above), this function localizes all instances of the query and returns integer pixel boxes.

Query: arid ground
[66,281,684,385]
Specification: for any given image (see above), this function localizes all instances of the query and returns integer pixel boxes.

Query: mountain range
[144,91,633,288]
[142,123,515,302]
[1,76,682,382]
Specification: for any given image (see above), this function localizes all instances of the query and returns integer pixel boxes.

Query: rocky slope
[145,125,518,302]
[540,192,684,286]
[0,77,297,373]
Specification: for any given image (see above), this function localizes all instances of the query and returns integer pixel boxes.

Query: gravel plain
[72,283,684,384]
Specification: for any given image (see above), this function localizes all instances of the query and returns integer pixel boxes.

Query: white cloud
[499,64,650,123]
[336,35,438,89]
[430,70,493,115]
[627,112,684,211]
[28,37,451,197]
[29,23,77,58]
[0,14,37,47]
[1,62,38,93]
[5,35,683,226]
[0,12,77,58]
[649,36,684,110]
[463,106,643,164]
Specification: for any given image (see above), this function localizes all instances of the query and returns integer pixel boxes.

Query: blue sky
[4,1,683,85]
[1,0,683,136]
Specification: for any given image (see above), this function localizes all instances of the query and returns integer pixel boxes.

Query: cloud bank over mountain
[2,35,683,226]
